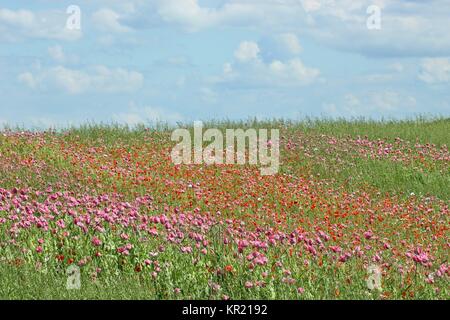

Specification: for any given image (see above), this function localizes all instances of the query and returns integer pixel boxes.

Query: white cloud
[299,0,323,13]
[0,8,34,27]
[92,8,132,33]
[146,0,450,57]
[371,91,416,112]
[155,0,257,32]
[278,33,302,55]
[214,40,320,88]
[234,41,260,62]
[18,65,144,94]
[323,90,417,117]
[47,45,79,64]
[0,8,81,41]
[17,72,38,90]
[268,59,320,84]
[418,58,450,84]
[113,103,184,125]
[258,33,304,61]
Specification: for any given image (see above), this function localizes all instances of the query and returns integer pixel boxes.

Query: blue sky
[1,0,450,127]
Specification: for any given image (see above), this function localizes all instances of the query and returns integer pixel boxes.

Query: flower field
[0,119,448,299]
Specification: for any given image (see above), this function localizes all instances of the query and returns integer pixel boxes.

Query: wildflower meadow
[0,118,448,300]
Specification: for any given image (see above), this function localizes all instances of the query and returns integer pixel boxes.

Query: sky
[1,0,450,128]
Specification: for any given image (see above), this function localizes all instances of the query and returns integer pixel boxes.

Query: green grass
[0,117,449,300]
[2,255,444,300]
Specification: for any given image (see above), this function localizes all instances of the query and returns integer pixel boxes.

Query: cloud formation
[0,8,81,41]
[214,39,320,88]
[142,0,450,58]
[234,41,261,63]
[92,8,132,33]
[1,1,449,124]
[18,65,144,94]
[418,58,450,84]
[323,91,417,118]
